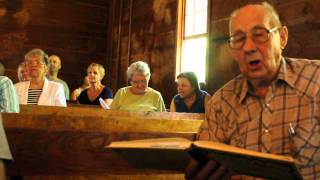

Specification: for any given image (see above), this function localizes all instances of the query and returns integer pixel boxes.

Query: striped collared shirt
[0,76,19,113]
[27,89,42,105]
[199,57,320,179]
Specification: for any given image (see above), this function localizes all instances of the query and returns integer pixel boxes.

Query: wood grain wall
[0,0,110,93]
[106,0,178,107]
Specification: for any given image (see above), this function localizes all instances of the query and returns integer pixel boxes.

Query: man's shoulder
[56,78,69,88]
[0,76,13,90]
[211,75,244,104]
[285,57,320,97]
[59,78,69,86]
[0,76,10,84]
[286,57,320,69]
[284,57,320,79]
[48,77,69,87]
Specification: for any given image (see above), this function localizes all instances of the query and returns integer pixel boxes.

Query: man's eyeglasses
[228,27,281,50]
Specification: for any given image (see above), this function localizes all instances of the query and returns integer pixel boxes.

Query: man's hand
[185,158,232,180]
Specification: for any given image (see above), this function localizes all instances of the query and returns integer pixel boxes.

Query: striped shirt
[199,57,320,179]
[0,76,19,112]
[27,89,42,105]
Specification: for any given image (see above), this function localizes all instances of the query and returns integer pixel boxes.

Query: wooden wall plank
[0,0,110,92]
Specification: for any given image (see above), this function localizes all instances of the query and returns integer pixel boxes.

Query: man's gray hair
[127,61,151,81]
[229,1,282,31]
[24,48,49,66]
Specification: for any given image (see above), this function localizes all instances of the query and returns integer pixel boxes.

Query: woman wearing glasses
[110,61,166,112]
[14,48,66,106]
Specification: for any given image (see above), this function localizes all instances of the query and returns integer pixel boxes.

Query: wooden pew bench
[2,105,204,177]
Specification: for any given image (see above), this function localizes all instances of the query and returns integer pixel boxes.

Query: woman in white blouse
[14,48,66,107]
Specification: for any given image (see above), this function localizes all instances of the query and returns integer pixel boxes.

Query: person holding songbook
[186,2,320,179]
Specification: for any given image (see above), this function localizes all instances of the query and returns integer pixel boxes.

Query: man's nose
[242,36,257,53]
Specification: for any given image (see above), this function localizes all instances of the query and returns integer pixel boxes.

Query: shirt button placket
[261,102,272,153]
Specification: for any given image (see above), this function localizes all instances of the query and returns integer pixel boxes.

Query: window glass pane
[185,15,194,36]
[194,12,207,34]
[181,37,207,82]
[184,0,207,37]
[203,0,208,11]
[195,0,205,12]
[185,0,194,15]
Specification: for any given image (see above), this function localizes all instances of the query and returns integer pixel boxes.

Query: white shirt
[14,78,66,107]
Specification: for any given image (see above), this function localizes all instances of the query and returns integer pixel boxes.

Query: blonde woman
[77,63,113,105]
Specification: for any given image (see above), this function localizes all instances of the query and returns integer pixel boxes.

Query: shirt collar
[277,57,298,89]
[238,57,297,104]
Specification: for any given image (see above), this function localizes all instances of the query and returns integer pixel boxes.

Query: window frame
[175,0,209,83]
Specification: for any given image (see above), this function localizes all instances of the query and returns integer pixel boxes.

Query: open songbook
[107,137,302,180]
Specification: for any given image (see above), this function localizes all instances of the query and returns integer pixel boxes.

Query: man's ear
[280,26,288,49]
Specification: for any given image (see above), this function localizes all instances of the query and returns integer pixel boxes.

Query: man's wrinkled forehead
[229,5,271,34]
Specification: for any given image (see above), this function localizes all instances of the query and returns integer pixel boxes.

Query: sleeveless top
[174,90,209,113]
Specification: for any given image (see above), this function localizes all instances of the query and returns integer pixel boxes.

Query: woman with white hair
[14,48,66,106]
[110,61,166,112]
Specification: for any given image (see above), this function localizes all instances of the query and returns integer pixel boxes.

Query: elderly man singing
[186,2,320,180]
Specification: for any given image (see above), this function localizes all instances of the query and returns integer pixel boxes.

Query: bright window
[176,0,208,82]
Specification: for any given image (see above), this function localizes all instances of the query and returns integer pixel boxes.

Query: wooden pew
[2,105,204,177]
